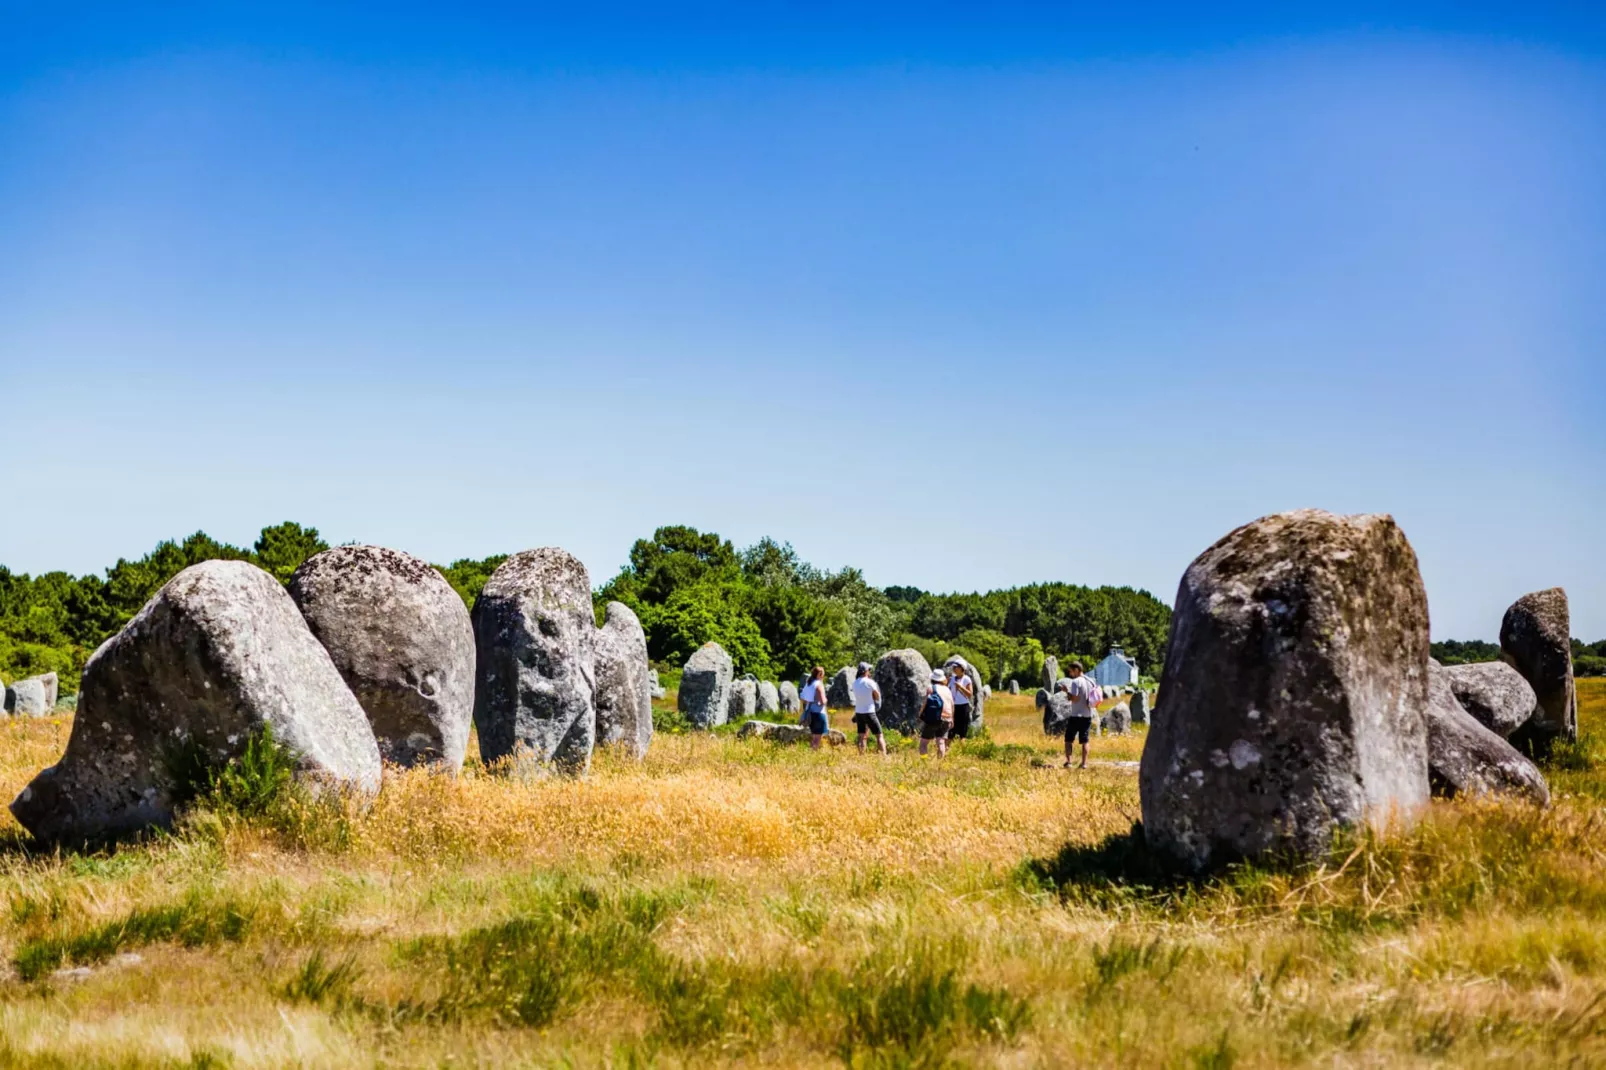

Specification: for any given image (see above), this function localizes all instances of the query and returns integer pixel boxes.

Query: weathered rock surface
[471,549,597,775]
[727,677,758,720]
[1425,665,1548,805]
[11,561,381,845]
[1441,662,1535,739]
[778,680,800,713]
[1035,687,1050,711]
[736,720,847,746]
[649,669,666,700]
[874,649,934,735]
[6,675,53,717]
[289,545,474,770]
[593,602,653,759]
[1500,588,1577,748]
[827,667,855,710]
[1008,680,1020,695]
[679,643,733,729]
[756,680,780,714]
[1042,657,1059,692]
[1140,509,1432,872]
[1129,690,1149,725]
[1104,703,1131,735]
[1043,691,1074,736]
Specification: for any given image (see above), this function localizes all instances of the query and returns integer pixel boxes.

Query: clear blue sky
[2,3,1603,640]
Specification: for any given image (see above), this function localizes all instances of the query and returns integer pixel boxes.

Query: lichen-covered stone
[471,549,596,776]
[778,680,800,713]
[1043,691,1074,736]
[1426,665,1548,806]
[679,643,733,729]
[1041,657,1059,693]
[827,667,855,710]
[594,602,653,759]
[1441,661,1535,739]
[5,675,53,717]
[1129,690,1150,725]
[1140,509,1432,872]
[1500,588,1577,748]
[873,649,934,736]
[1103,703,1131,735]
[289,545,474,770]
[727,677,757,720]
[756,681,780,714]
[11,561,380,845]
[736,720,847,746]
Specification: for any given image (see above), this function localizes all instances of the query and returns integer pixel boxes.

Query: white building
[1092,645,1140,689]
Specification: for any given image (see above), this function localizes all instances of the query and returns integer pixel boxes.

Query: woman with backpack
[917,669,953,757]
[800,665,830,750]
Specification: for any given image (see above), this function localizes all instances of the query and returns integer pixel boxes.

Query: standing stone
[679,642,734,729]
[1140,510,1432,872]
[1103,703,1131,735]
[778,680,800,714]
[1035,687,1050,711]
[6,677,51,717]
[1129,689,1149,725]
[874,649,934,735]
[827,667,856,710]
[1442,662,1535,739]
[1500,588,1578,749]
[981,684,991,698]
[10,561,381,845]
[1008,680,1020,695]
[1426,664,1548,806]
[472,549,597,776]
[649,669,666,700]
[1041,657,1059,693]
[756,680,780,714]
[289,545,475,770]
[593,602,653,759]
[1043,691,1074,737]
[727,677,758,720]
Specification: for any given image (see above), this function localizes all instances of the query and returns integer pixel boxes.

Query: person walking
[1059,661,1096,769]
[946,661,975,741]
[918,669,954,757]
[800,665,830,750]
[851,662,886,755]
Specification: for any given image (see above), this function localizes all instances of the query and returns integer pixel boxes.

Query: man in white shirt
[1058,661,1096,769]
[850,662,885,755]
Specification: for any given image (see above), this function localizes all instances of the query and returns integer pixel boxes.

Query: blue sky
[2,3,1603,640]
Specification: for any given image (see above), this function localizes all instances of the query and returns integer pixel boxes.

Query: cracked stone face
[471,548,598,776]
[290,545,475,770]
[1140,509,1432,872]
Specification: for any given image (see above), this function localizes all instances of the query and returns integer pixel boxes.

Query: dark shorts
[853,712,883,735]
[1065,716,1092,745]
[920,719,950,741]
[806,710,829,735]
[951,705,972,740]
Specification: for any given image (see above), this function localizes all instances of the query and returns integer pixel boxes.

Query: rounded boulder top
[479,548,593,611]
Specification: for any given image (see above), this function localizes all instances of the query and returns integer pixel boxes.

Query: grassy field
[0,683,1601,1068]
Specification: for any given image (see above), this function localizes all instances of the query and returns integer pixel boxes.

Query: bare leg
[857,730,867,753]
[811,733,823,751]
[876,732,888,756]
[1079,740,1089,769]
[919,736,929,755]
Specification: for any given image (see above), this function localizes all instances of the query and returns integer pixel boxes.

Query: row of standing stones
[676,647,988,737]
[9,545,656,846]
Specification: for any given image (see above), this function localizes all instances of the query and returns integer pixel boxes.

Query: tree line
[6,521,1593,697]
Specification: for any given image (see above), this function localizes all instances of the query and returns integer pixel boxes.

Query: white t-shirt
[801,680,825,710]
[948,673,974,707]
[1062,675,1096,718]
[852,675,881,714]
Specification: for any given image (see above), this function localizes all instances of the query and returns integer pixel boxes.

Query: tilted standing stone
[727,677,758,720]
[472,549,597,776]
[593,602,653,759]
[11,561,381,845]
[756,680,780,714]
[1425,664,1548,806]
[874,649,934,735]
[1441,661,1535,739]
[289,545,475,770]
[1041,657,1059,693]
[1140,510,1432,872]
[679,642,733,729]
[1500,588,1578,749]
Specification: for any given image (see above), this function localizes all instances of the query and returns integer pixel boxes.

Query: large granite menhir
[290,545,475,770]
[11,561,381,845]
[679,642,733,729]
[1501,587,1577,751]
[1140,510,1432,872]
[594,602,653,759]
[874,649,934,736]
[472,549,597,776]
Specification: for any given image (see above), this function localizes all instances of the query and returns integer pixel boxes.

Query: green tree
[252,522,330,584]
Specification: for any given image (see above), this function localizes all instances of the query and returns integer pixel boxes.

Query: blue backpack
[920,690,945,725]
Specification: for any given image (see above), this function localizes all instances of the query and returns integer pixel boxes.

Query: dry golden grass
[0,686,1599,1068]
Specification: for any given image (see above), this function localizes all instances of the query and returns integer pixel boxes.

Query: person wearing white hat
[917,669,954,757]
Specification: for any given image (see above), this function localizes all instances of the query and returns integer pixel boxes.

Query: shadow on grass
[1016,823,1199,902]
